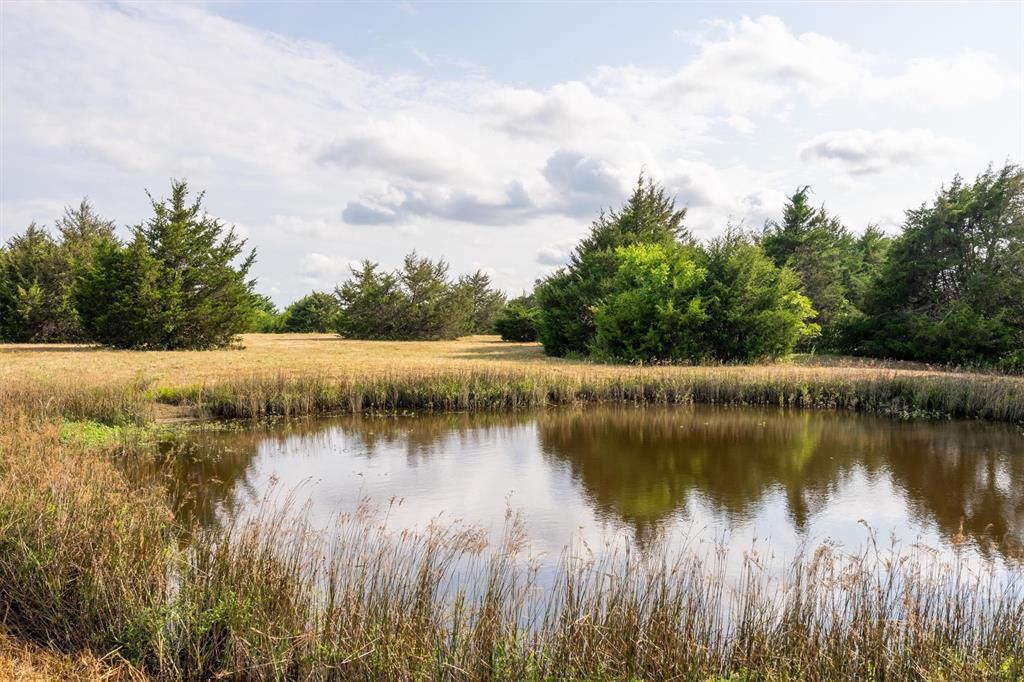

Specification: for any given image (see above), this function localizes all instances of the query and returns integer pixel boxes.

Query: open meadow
[3,334,1023,425]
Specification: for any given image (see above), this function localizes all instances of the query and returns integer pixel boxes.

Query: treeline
[0,182,504,348]
[252,255,506,339]
[1,182,256,349]
[2,164,1021,368]
[498,164,1023,371]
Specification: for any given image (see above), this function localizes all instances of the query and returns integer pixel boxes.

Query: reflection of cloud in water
[153,406,1024,564]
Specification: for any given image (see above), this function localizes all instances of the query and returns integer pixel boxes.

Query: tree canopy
[848,163,1024,369]
[75,180,256,349]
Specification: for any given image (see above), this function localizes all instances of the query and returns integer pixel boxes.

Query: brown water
[165,405,1024,564]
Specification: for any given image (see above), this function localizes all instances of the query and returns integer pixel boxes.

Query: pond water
[164,405,1024,567]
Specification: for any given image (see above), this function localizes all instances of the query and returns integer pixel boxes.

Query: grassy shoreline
[3,334,1023,425]
[2,335,1024,679]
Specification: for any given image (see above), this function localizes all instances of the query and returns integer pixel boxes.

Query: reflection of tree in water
[536,406,838,544]
[536,406,1024,554]
[867,422,1024,555]
[150,412,536,527]
[147,407,1023,557]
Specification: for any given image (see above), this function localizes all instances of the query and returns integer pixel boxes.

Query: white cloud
[798,129,975,176]
[535,240,576,267]
[300,252,357,288]
[0,4,1017,302]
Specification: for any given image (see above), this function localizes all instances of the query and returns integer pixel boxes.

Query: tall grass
[173,367,1024,423]
[1,411,1022,680]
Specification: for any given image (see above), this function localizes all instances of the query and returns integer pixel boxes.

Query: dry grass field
[0,333,1004,385]
[2,333,1022,424]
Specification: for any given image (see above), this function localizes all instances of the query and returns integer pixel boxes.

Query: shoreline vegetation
[1,335,1024,678]
[1,408,1022,680]
[3,335,1023,426]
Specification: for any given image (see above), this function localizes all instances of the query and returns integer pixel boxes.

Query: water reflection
[155,406,1024,559]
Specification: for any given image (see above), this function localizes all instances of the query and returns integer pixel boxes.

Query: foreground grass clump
[1,409,1023,680]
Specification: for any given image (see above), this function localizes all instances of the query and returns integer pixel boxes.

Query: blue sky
[2,1,1022,305]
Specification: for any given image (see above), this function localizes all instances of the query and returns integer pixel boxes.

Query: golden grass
[0,633,143,681]
[2,334,1023,423]
[2,335,1024,678]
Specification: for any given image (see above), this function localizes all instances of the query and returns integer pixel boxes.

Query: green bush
[536,175,690,357]
[494,297,540,342]
[592,243,707,362]
[280,291,341,333]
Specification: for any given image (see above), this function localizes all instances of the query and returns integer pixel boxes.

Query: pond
[161,404,1024,571]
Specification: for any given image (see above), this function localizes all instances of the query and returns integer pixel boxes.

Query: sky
[2,1,1022,306]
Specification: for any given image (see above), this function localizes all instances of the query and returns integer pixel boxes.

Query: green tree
[335,253,502,340]
[74,180,256,349]
[397,252,467,340]
[335,261,409,340]
[455,271,506,334]
[591,243,708,362]
[281,291,341,333]
[701,230,819,361]
[762,187,860,349]
[57,199,116,271]
[850,163,1024,367]
[494,294,540,342]
[246,293,283,332]
[0,224,78,342]
[537,175,690,356]
[75,235,164,348]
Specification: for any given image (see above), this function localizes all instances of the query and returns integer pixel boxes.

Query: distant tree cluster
[1,181,257,349]
[333,253,505,340]
[846,164,1024,370]
[494,293,539,342]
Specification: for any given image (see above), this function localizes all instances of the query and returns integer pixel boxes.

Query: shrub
[280,291,340,333]
[494,296,540,342]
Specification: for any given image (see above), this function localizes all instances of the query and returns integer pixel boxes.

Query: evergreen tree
[335,261,407,339]
[0,224,79,342]
[246,293,283,332]
[74,180,256,349]
[281,291,341,333]
[456,271,506,334]
[334,253,502,340]
[851,163,1024,367]
[700,230,819,361]
[495,294,540,342]
[762,187,859,349]
[537,175,690,356]
[57,199,116,269]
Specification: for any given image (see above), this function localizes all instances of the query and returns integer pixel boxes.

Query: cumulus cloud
[542,150,626,215]
[535,239,577,267]
[798,128,974,175]
[317,118,481,183]
[343,181,535,226]
[0,3,1016,301]
[300,252,358,287]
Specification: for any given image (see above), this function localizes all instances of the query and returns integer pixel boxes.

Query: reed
[2,336,1024,678]
[1,412,1022,680]
[171,366,1024,423]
